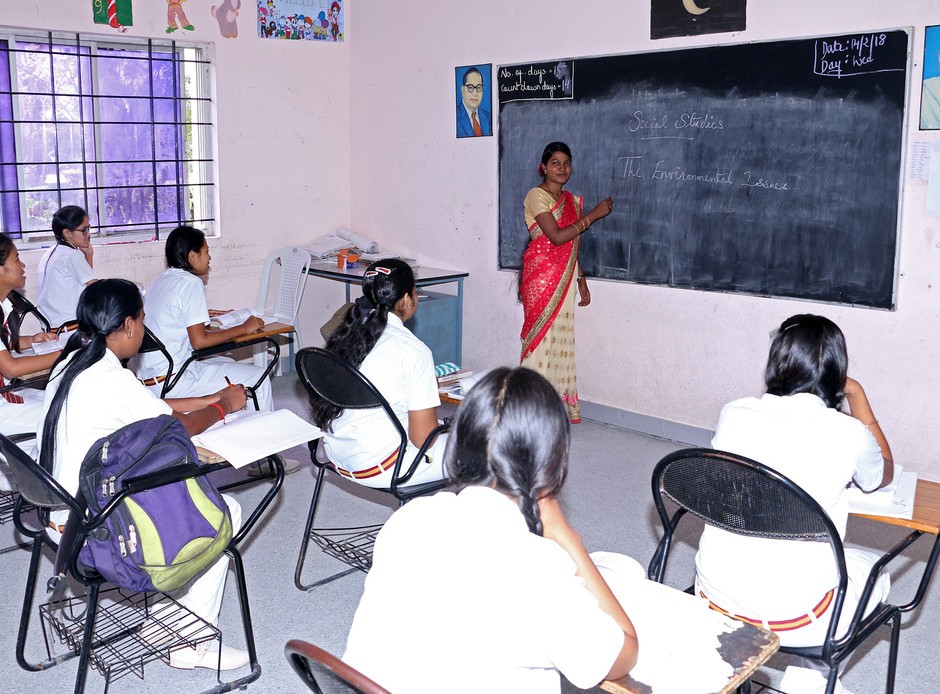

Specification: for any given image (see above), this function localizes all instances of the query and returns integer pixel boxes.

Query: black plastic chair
[137,326,281,412]
[0,430,285,694]
[285,639,391,694]
[293,347,450,590]
[649,448,904,694]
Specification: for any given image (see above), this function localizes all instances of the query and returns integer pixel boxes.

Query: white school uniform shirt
[695,392,884,628]
[344,486,625,694]
[323,313,441,472]
[136,268,209,380]
[37,244,96,327]
[38,349,172,525]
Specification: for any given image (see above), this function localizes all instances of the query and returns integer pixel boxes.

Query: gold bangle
[584,216,591,229]
[864,419,879,429]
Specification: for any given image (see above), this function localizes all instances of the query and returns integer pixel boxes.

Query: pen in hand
[225,376,233,387]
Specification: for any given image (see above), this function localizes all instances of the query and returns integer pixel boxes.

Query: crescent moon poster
[650,0,746,40]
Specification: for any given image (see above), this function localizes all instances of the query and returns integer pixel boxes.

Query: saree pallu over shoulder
[519,190,583,360]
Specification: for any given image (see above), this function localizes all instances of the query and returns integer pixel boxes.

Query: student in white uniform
[344,367,640,693]
[696,314,894,694]
[310,258,446,488]
[39,278,251,671]
[0,233,60,487]
[37,205,97,328]
[135,225,272,410]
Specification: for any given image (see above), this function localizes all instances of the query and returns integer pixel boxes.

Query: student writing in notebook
[344,367,639,693]
[38,278,249,670]
[36,205,97,328]
[695,314,893,694]
[135,225,273,410]
[0,233,60,463]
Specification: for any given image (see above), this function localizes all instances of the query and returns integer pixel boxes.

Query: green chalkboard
[498,30,910,309]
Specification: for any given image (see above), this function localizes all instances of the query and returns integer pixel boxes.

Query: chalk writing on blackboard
[498,60,574,104]
[814,32,905,78]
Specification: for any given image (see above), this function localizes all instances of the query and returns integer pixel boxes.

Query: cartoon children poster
[258,0,344,42]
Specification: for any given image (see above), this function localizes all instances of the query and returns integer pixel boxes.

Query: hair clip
[371,266,392,275]
[364,270,378,278]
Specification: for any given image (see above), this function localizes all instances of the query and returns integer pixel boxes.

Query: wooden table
[599,577,779,694]
[851,478,940,613]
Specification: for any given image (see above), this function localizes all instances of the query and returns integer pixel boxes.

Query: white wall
[349,1,940,476]
[1,1,351,346]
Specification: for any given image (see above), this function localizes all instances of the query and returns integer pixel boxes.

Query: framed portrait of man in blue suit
[456,64,493,138]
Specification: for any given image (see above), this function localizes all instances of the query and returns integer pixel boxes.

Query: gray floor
[1,374,937,693]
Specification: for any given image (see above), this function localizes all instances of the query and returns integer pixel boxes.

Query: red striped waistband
[334,449,400,481]
[701,588,835,632]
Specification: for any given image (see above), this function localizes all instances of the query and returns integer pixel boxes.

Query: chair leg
[885,610,900,693]
[736,680,751,694]
[824,664,839,694]
[294,465,326,591]
[72,582,100,694]
[196,548,263,694]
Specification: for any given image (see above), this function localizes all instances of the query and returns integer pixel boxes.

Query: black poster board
[497,30,910,309]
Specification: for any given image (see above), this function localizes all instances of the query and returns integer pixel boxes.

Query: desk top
[853,478,940,535]
[231,322,294,344]
[308,263,468,284]
[601,621,778,694]
[596,575,779,694]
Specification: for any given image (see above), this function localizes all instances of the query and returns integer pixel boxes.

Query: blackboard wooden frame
[497,29,911,310]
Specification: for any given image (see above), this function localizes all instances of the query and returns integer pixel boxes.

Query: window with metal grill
[0,30,215,245]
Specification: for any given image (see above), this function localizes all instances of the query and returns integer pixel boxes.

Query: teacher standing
[520,142,613,423]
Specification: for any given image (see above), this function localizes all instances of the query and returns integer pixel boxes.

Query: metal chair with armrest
[0,429,285,694]
[293,346,450,590]
[136,326,280,412]
[648,447,904,694]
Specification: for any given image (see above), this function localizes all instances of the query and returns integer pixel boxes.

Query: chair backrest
[135,327,174,398]
[0,433,79,513]
[284,640,392,694]
[255,246,312,325]
[7,289,52,336]
[654,448,838,541]
[295,347,410,486]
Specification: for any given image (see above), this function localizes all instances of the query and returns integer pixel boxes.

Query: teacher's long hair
[310,258,416,431]
[39,279,143,473]
[443,367,569,536]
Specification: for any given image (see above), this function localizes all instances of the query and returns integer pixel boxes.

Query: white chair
[253,246,312,375]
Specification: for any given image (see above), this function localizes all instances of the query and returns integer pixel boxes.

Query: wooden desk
[599,578,779,694]
[851,478,940,613]
[230,321,294,344]
[308,263,468,365]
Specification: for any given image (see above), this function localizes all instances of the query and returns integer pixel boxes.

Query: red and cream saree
[519,188,583,422]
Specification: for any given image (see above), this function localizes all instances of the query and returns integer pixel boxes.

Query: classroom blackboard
[497,30,910,309]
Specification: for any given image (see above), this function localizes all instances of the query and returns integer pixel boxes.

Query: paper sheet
[847,466,917,519]
[595,560,738,694]
[337,227,379,254]
[30,329,74,355]
[908,141,930,181]
[192,409,322,468]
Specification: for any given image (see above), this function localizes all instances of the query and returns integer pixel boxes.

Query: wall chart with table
[497,29,910,309]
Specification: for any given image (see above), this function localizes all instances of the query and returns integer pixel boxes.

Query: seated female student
[310,258,447,488]
[37,205,97,328]
[343,367,639,693]
[39,279,250,671]
[0,233,60,472]
[135,225,273,411]
[696,314,893,694]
